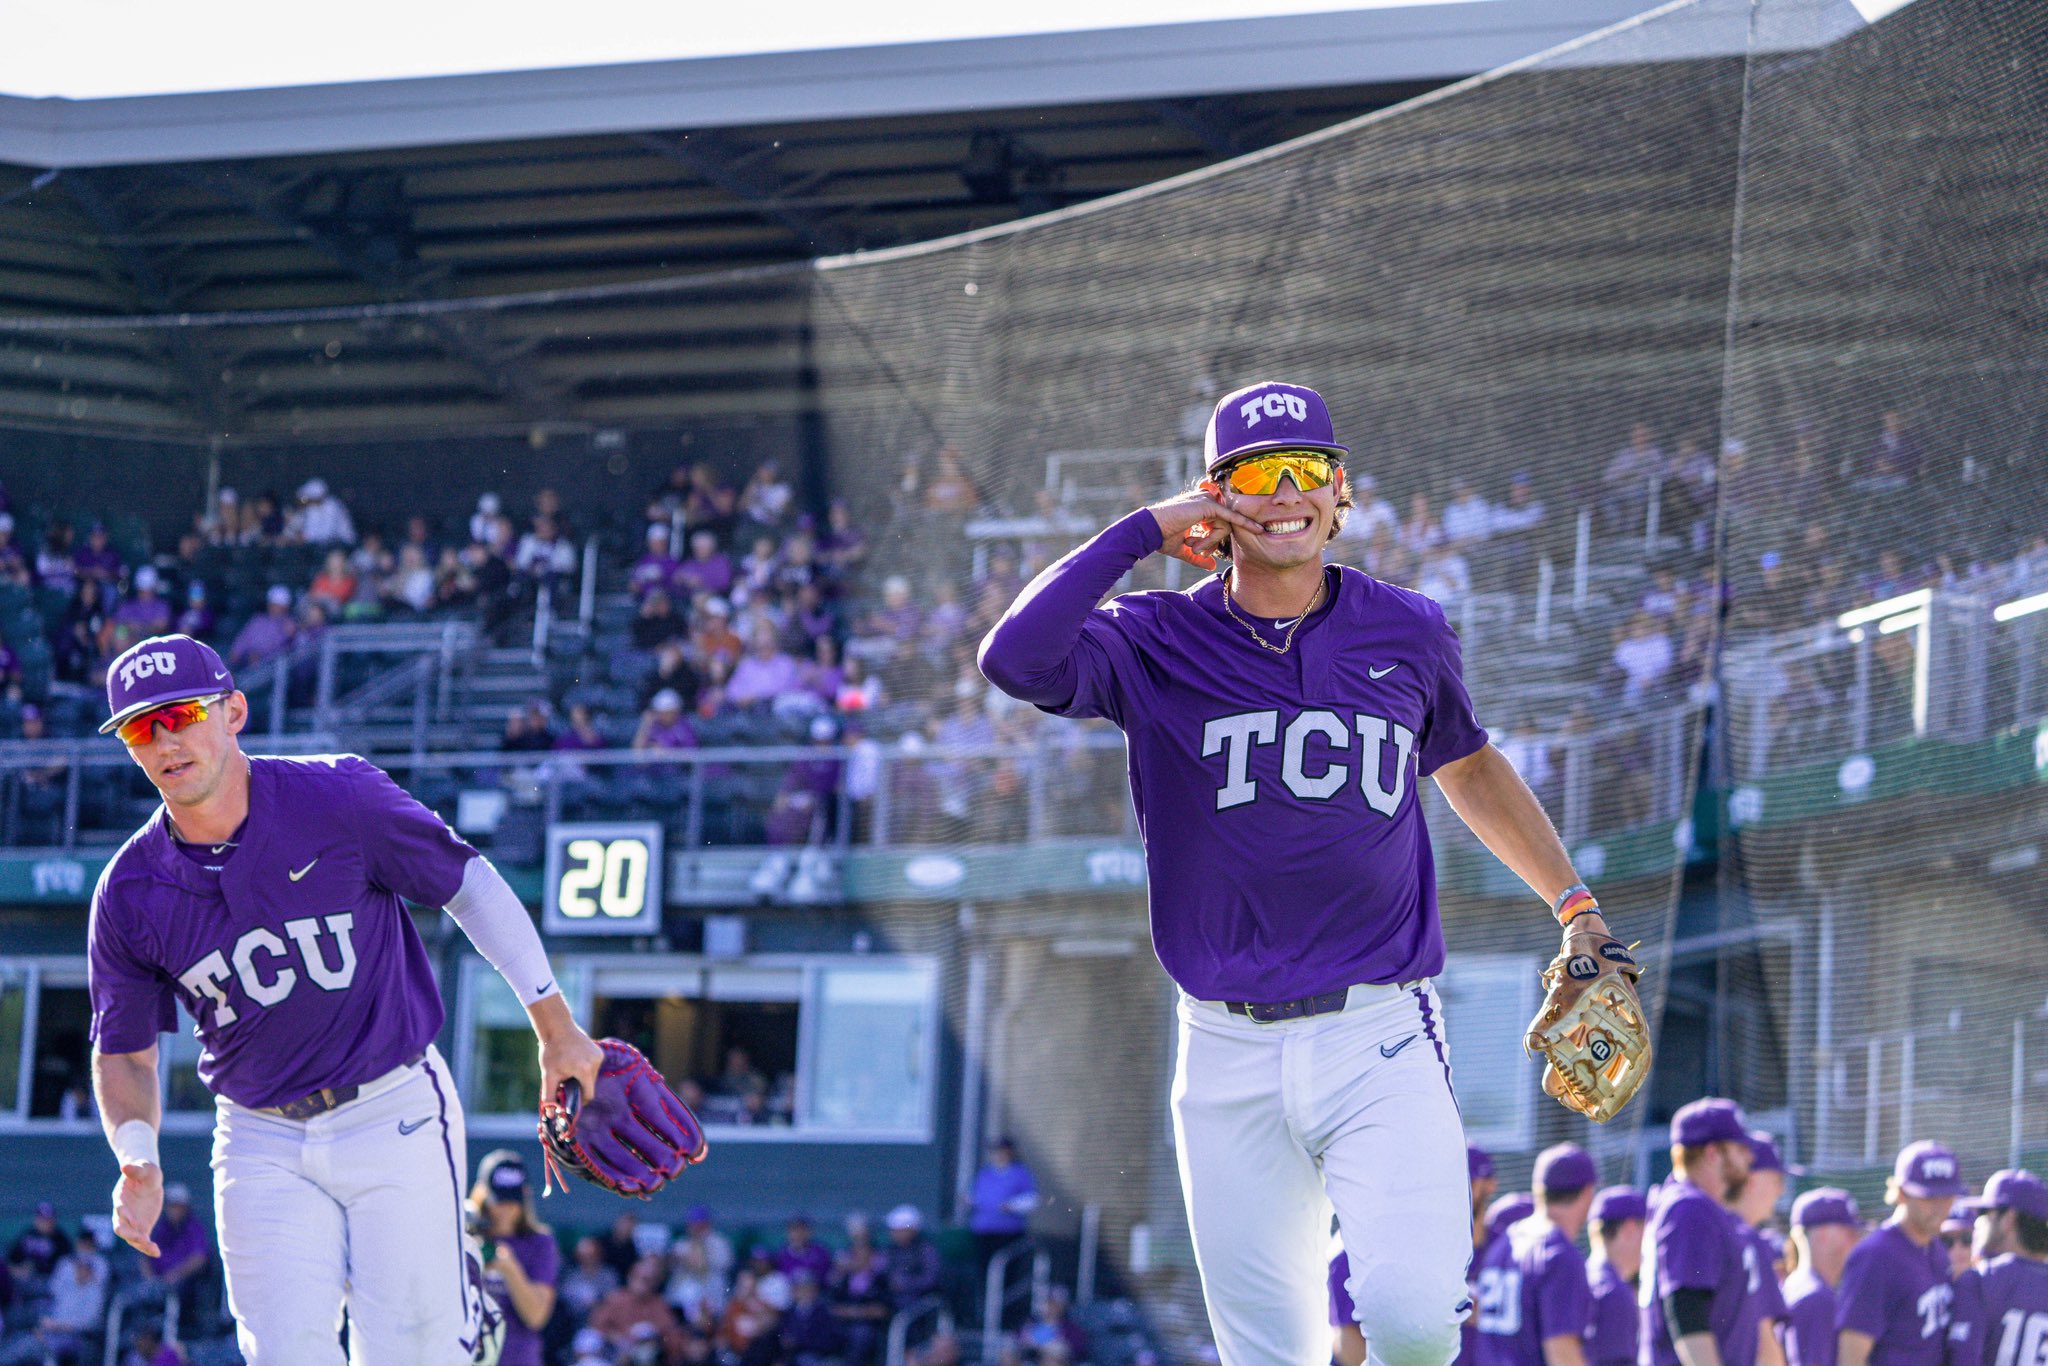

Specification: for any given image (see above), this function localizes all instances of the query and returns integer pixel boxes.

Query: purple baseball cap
[1893,1140,1968,1199]
[1484,1192,1535,1242]
[1746,1130,1786,1174]
[1958,1168,2048,1222]
[1671,1097,1748,1147]
[1467,1144,1495,1182]
[1591,1186,1647,1225]
[1533,1142,1598,1195]
[1203,381,1349,472]
[1790,1187,1860,1229]
[100,634,236,736]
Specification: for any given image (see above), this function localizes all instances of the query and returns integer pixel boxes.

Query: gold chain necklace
[1221,570,1326,656]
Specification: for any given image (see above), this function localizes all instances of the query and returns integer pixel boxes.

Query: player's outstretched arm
[93,1043,164,1257]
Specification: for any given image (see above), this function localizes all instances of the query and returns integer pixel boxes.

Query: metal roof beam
[632,130,859,255]
[1146,97,1279,158]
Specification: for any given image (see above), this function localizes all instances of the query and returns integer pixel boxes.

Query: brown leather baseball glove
[1524,929,1652,1123]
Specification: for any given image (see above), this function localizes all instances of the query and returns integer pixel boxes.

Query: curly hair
[1187,462,1354,562]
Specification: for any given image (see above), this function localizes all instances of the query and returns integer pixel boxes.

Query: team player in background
[1473,1143,1597,1366]
[979,381,1632,1365]
[1945,1169,2048,1366]
[1730,1132,1792,1366]
[87,634,603,1364]
[1777,1189,1861,1366]
[1583,1186,1645,1366]
[1835,1141,1961,1366]
[1641,1099,1761,1366]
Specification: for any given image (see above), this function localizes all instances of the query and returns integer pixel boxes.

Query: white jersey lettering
[282,914,359,992]
[1202,711,1279,810]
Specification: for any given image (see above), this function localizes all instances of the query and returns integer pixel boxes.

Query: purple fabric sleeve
[977,509,1162,720]
[1943,1268,1983,1366]
[1833,1241,1892,1337]
[345,756,480,908]
[87,872,177,1054]
[1657,1197,1729,1292]
[1538,1250,1594,1338]
[1417,600,1489,775]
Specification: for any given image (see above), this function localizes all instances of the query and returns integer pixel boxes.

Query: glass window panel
[804,965,933,1134]
[466,961,591,1116]
[1435,954,1540,1150]
[0,964,27,1117]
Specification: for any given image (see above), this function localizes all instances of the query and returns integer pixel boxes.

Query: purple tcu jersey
[88,755,475,1108]
[1475,1220,1592,1366]
[1836,1223,1951,1366]
[1587,1259,1639,1366]
[978,510,1488,1001]
[1946,1256,2048,1366]
[1331,1245,1356,1328]
[1780,1268,1837,1366]
[1639,1180,1751,1366]
[1747,1226,1789,1324]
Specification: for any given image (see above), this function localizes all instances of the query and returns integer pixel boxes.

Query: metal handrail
[884,1293,953,1366]
[982,1238,1051,1348]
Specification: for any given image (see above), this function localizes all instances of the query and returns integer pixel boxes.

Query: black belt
[261,1051,427,1121]
[1226,990,1351,1024]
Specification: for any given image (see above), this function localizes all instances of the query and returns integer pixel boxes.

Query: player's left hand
[112,1161,164,1258]
[533,1007,604,1110]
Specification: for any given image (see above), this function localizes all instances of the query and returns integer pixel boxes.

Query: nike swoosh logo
[536,983,554,997]
[288,858,318,882]
[1379,1034,1419,1059]
[213,670,228,679]
[1368,664,1401,680]
[397,1117,431,1136]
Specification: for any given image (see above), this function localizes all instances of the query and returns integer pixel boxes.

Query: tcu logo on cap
[1921,1155,1955,1179]
[118,651,179,690]
[1240,391,1309,427]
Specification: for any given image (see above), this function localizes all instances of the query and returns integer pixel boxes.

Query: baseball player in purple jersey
[1639,1099,1762,1366]
[1474,1143,1598,1366]
[1835,1141,1961,1366]
[1945,1170,2048,1366]
[1732,1132,1792,1366]
[1586,1187,1646,1366]
[1779,1189,1861,1366]
[1460,1147,1505,1366]
[979,381,1627,1366]
[87,634,603,1364]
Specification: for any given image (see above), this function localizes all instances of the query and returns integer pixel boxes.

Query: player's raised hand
[1146,485,1263,571]
[112,1161,164,1257]
[535,1013,605,1110]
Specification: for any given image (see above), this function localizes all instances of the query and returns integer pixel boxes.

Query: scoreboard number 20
[543,823,663,935]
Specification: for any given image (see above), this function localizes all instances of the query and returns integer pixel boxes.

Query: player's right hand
[113,1161,164,1257]
[1145,486,1263,571]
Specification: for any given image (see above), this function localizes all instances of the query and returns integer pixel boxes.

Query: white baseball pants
[1172,981,1471,1366]
[209,1045,483,1365]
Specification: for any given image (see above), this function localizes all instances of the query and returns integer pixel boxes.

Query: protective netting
[3,0,2043,1355]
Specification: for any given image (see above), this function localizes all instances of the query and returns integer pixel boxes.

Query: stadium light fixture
[1877,610,1926,636]
[1992,590,2048,623]
[1838,589,1930,631]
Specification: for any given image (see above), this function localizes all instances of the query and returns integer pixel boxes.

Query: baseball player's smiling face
[126,691,249,809]
[1221,466,1346,574]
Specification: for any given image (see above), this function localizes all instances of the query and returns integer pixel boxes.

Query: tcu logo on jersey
[1239,391,1309,427]
[1201,709,1414,814]
[1916,1284,1952,1340]
[177,915,360,1026]
[117,650,180,690]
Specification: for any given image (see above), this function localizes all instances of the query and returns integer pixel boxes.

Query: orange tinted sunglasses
[1220,451,1338,496]
[116,692,230,748]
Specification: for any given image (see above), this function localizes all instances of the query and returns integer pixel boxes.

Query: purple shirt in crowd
[1640,1179,1751,1366]
[674,553,734,598]
[1330,1246,1356,1328]
[88,755,475,1108]
[1835,1223,1950,1366]
[1586,1259,1638,1366]
[1778,1268,1837,1366]
[777,1240,834,1284]
[145,1212,212,1277]
[488,1230,560,1366]
[970,1163,1039,1236]
[978,509,1488,1001]
[1475,1219,1593,1366]
[1945,1255,2048,1366]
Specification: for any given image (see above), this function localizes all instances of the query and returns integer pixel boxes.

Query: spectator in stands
[602,1214,644,1283]
[567,1326,610,1366]
[735,535,780,609]
[1397,493,1441,560]
[640,640,703,717]
[1440,479,1495,547]
[1611,612,1675,705]
[554,702,606,754]
[675,530,735,601]
[229,585,298,669]
[467,519,519,635]
[1585,1187,1645,1366]
[384,543,436,614]
[56,578,112,681]
[714,1267,780,1362]
[1015,1286,1088,1363]
[174,581,214,638]
[349,531,394,603]
[633,589,685,651]
[775,1216,833,1287]
[0,514,25,586]
[290,478,357,544]
[119,1320,184,1366]
[745,1244,792,1311]
[1855,409,1923,491]
[251,491,287,541]
[969,1137,1039,1278]
[726,622,803,711]
[633,689,696,760]
[7,1201,70,1283]
[779,1272,844,1365]
[469,1153,559,1366]
[502,699,555,753]
[884,1206,941,1311]
[139,1183,212,1321]
[683,464,738,541]
[514,513,576,587]
[819,499,867,581]
[559,1237,620,1325]
[836,656,881,714]
[470,493,503,548]
[632,524,681,600]
[829,1214,891,1364]
[591,1256,690,1364]
[74,522,123,587]
[1779,1189,1859,1366]
[1415,544,1471,608]
[111,565,172,639]
[661,1239,725,1331]
[1602,422,1666,516]
[0,1234,106,1365]
[741,459,794,530]
[681,1207,735,1286]
[36,522,77,594]
[921,447,981,515]
[434,546,479,611]
[307,548,357,613]
[401,514,439,567]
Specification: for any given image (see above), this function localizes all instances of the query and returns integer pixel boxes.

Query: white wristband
[112,1119,160,1171]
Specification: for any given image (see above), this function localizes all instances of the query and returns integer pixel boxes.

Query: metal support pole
[579,535,599,631]
[954,949,988,1225]
[1561,738,1588,845]
[1815,895,1836,1161]
[1898,1032,1916,1145]
[1851,632,1871,751]
[314,635,338,730]
[269,654,289,737]
[1864,1038,1882,1165]
[2013,1018,2026,1170]
[1077,1204,1102,1306]
[1534,557,1554,641]
[62,760,80,850]
[1644,474,1662,561]
[1572,509,1591,611]
[872,751,893,845]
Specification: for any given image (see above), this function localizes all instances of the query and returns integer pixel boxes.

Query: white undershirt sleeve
[443,855,559,1007]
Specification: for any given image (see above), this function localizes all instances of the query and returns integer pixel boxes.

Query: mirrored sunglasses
[116,692,229,748]
[1220,451,1338,497]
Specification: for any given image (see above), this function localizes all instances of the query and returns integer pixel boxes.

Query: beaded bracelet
[1553,883,1601,927]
